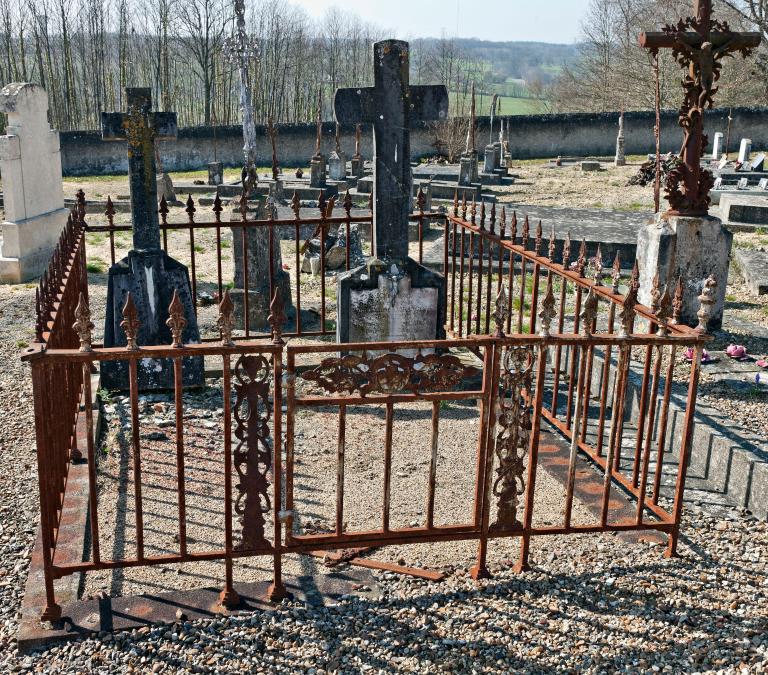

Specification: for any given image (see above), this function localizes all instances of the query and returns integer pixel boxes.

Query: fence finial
[121,293,140,351]
[650,271,662,312]
[217,289,235,347]
[493,285,509,338]
[593,244,604,286]
[611,251,621,293]
[580,288,598,336]
[166,290,187,348]
[73,292,94,353]
[534,220,542,255]
[291,191,301,219]
[499,206,507,238]
[619,284,638,338]
[548,225,556,260]
[268,289,286,345]
[213,194,223,223]
[538,275,556,337]
[577,239,587,277]
[672,275,684,324]
[696,275,717,334]
[656,286,672,336]
[562,232,571,269]
[522,215,530,249]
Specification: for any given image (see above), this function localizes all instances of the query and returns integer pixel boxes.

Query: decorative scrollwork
[491,346,534,531]
[232,354,273,551]
[121,292,140,351]
[166,290,186,348]
[73,292,94,353]
[300,351,479,397]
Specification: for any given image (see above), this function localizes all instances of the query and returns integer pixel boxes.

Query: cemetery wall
[58,107,768,175]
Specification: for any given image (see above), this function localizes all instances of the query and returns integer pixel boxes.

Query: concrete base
[336,257,446,347]
[636,213,732,330]
[0,207,69,283]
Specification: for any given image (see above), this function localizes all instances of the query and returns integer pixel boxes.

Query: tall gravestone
[100,88,203,389]
[712,131,724,159]
[459,83,479,186]
[334,40,448,345]
[738,138,752,164]
[0,83,69,283]
[614,111,626,167]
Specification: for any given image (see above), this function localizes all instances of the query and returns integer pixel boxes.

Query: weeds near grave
[86,257,107,273]
[220,239,231,249]
[726,294,738,302]
[16,340,28,349]
[194,244,205,253]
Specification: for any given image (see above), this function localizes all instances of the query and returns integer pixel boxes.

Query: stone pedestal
[614,135,625,167]
[208,161,224,185]
[350,155,364,178]
[738,139,752,164]
[328,151,347,181]
[231,201,293,331]
[0,83,69,283]
[310,154,326,188]
[102,250,204,390]
[459,152,479,186]
[483,144,499,173]
[636,213,732,329]
[337,257,446,346]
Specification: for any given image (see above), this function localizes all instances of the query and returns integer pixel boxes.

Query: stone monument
[350,123,365,178]
[327,122,347,181]
[638,0,760,329]
[738,138,752,165]
[333,39,448,344]
[711,131,724,160]
[310,91,327,189]
[0,83,69,283]
[100,88,204,389]
[208,161,224,185]
[459,83,479,186]
[614,110,626,167]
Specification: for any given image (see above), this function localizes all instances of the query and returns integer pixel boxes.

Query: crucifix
[101,88,177,252]
[100,87,203,390]
[334,39,448,263]
[267,117,279,181]
[640,0,760,215]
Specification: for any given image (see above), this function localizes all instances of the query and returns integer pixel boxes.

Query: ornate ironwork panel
[232,354,273,550]
[491,345,534,530]
[300,351,479,397]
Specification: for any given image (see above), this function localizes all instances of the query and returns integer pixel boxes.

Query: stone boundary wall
[59,107,768,176]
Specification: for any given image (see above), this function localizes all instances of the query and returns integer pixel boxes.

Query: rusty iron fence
[25,190,710,625]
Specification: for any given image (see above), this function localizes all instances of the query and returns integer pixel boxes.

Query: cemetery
[0,0,767,672]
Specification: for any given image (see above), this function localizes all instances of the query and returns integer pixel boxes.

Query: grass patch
[87,257,107,274]
[16,340,28,349]
[193,244,205,253]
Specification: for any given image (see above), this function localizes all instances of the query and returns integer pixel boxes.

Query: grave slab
[719,193,768,227]
[734,247,768,295]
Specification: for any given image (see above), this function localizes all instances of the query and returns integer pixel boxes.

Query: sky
[289,0,591,44]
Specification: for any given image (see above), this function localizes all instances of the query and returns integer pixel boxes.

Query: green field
[449,91,549,116]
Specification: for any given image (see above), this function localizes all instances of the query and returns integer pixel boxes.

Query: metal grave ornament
[100,88,203,389]
[333,39,448,345]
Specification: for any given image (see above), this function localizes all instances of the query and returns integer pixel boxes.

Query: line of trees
[0,0,485,132]
[548,0,768,113]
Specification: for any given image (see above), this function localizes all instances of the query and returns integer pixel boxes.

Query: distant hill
[411,38,581,85]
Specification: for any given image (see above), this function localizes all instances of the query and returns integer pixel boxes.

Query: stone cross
[101,88,177,252]
[640,0,760,215]
[333,39,448,263]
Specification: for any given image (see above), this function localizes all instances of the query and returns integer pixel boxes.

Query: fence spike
[166,290,187,348]
[522,215,530,249]
[158,195,169,224]
[499,206,507,238]
[580,288,598,336]
[470,198,477,224]
[593,243,604,286]
[510,211,518,243]
[212,194,223,223]
[611,251,622,293]
[217,289,235,347]
[548,225,556,260]
[453,190,459,217]
[479,201,486,230]
[268,289,286,345]
[630,260,640,291]
[121,292,141,351]
[417,186,426,213]
[538,275,556,337]
[185,194,196,223]
[461,192,467,220]
[619,284,638,338]
[73,292,94,353]
[696,276,717,334]
[672,275,684,324]
[291,191,301,219]
[656,286,672,336]
[492,285,509,338]
[106,195,116,226]
[343,189,353,215]
[489,202,496,235]
[650,271,661,312]
[534,220,542,255]
[324,194,336,220]
[318,191,327,215]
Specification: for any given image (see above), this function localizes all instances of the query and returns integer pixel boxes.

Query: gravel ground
[0,167,767,672]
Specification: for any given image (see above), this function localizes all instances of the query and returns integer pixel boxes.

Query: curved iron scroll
[300,352,479,396]
[232,354,273,551]
[491,346,534,531]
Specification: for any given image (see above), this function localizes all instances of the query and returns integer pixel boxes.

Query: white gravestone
[0,83,69,283]
[738,138,752,164]
[712,132,724,160]
[750,153,765,172]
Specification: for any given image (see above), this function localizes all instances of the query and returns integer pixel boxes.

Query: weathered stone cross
[101,88,177,251]
[640,0,760,215]
[334,40,448,263]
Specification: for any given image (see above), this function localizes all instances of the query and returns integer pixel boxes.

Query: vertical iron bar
[128,359,144,559]
[336,404,346,536]
[173,357,187,557]
[382,401,394,532]
[426,400,440,530]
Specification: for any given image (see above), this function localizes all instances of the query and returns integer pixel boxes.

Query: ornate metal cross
[640,0,760,216]
[101,88,177,252]
[333,40,448,263]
